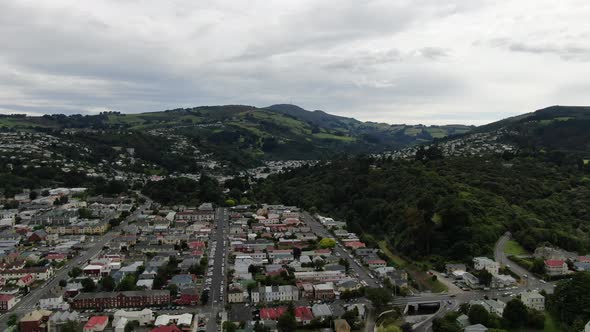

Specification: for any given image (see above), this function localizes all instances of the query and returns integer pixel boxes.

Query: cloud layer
[1,0,589,124]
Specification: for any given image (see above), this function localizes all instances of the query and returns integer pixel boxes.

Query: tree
[201,289,209,304]
[468,304,490,326]
[69,267,82,278]
[59,279,67,287]
[7,314,18,327]
[432,317,460,332]
[167,284,179,298]
[400,323,413,332]
[319,237,336,249]
[473,269,492,287]
[342,307,359,327]
[503,299,528,328]
[527,309,545,330]
[117,274,137,291]
[99,275,116,291]
[29,191,38,200]
[81,278,96,293]
[339,258,350,272]
[551,272,590,326]
[223,321,237,332]
[277,309,297,332]
[125,321,140,332]
[61,320,82,332]
[530,258,546,275]
[366,287,392,309]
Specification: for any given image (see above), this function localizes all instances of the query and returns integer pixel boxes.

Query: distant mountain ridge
[0,104,473,168]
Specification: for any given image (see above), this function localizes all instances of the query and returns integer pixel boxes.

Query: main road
[0,230,117,329]
[301,212,378,288]
[205,207,228,332]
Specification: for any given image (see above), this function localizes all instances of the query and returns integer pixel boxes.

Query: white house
[521,291,545,311]
[473,257,499,275]
[251,285,299,303]
[40,296,70,311]
[113,309,154,327]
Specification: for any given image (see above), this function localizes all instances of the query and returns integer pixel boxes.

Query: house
[84,316,109,332]
[473,257,499,275]
[251,285,299,303]
[48,311,80,332]
[313,283,336,301]
[20,310,52,332]
[456,314,470,328]
[521,291,545,311]
[170,274,195,290]
[312,303,333,319]
[176,287,199,305]
[154,314,193,327]
[0,294,16,311]
[150,326,182,332]
[462,272,480,288]
[294,306,314,325]
[113,309,154,327]
[367,259,387,270]
[40,296,69,311]
[260,307,287,320]
[18,274,35,288]
[28,230,47,243]
[334,319,351,332]
[464,324,488,332]
[585,320,590,332]
[544,260,568,276]
[573,261,590,272]
[228,285,245,303]
[445,263,466,274]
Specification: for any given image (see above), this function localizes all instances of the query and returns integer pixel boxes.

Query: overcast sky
[1,0,589,125]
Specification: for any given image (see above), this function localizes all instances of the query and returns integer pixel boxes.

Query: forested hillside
[254,154,590,263]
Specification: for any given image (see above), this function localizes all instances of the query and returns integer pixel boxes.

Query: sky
[1,0,589,125]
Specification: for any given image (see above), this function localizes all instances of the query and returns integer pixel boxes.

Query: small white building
[473,257,499,275]
[521,291,545,311]
[40,296,69,311]
[113,309,154,327]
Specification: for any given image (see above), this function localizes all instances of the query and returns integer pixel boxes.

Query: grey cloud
[499,41,590,62]
[0,1,588,125]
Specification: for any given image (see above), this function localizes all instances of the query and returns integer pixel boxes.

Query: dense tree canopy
[255,155,590,261]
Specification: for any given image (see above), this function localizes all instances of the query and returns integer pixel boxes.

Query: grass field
[543,313,560,332]
[378,241,407,267]
[377,241,448,293]
[504,240,529,256]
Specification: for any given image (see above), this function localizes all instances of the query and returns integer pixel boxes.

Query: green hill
[0,105,472,168]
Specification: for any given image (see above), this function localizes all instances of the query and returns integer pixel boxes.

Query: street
[301,212,379,288]
[205,207,228,332]
[494,233,555,293]
[0,231,116,329]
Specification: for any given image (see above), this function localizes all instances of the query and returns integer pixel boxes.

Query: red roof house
[84,316,109,332]
[295,306,314,324]
[17,274,35,287]
[150,325,182,332]
[260,307,287,320]
[344,241,366,249]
